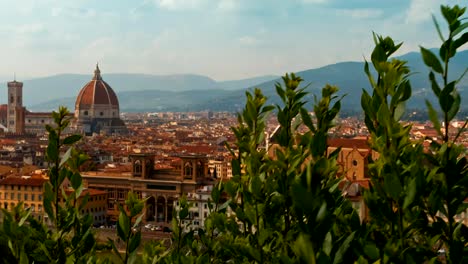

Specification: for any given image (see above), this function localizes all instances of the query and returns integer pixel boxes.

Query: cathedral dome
[75,64,119,110]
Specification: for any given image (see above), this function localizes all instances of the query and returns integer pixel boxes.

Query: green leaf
[300,108,315,132]
[371,44,386,69]
[70,172,82,190]
[129,231,141,253]
[333,232,355,264]
[47,140,59,162]
[118,210,130,241]
[18,209,31,226]
[429,72,441,96]
[134,213,144,229]
[384,173,402,200]
[323,232,332,256]
[43,183,55,222]
[59,147,72,168]
[452,32,468,51]
[426,100,442,137]
[249,176,262,199]
[403,178,417,209]
[439,81,455,113]
[420,47,443,74]
[451,21,468,37]
[19,249,29,264]
[394,102,405,121]
[447,90,460,121]
[63,134,82,145]
[363,243,380,260]
[432,15,444,41]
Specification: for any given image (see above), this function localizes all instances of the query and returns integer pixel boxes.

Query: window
[10,193,14,199]
[352,160,358,166]
[204,204,207,209]
[31,194,35,201]
[17,193,21,200]
[134,160,142,175]
[28,119,31,123]
[84,111,88,116]
[100,112,104,116]
[184,162,193,177]
[10,95,14,103]
[24,194,28,200]
[38,205,42,212]
[41,120,44,123]
[38,194,42,200]
[4,192,7,199]
[31,205,35,212]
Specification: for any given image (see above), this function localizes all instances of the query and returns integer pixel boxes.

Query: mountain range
[7,49,467,113]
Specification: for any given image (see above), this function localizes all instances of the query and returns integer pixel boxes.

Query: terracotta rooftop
[328,138,370,149]
[0,176,46,187]
[75,65,119,109]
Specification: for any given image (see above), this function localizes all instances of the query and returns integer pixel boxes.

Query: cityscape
[0,1,466,263]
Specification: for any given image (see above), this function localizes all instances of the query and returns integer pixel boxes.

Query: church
[0,65,127,135]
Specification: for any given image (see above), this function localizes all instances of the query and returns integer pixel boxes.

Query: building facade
[0,176,46,220]
[82,153,211,224]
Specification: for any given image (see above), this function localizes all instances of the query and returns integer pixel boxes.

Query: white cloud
[156,0,207,10]
[17,23,45,34]
[217,0,237,11]
[239,35,259,46]
[405,0,439,24]
[301,0,328,4]
[337,8,383,19]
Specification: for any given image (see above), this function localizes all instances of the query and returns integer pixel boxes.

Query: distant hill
[191,49,468,112]
[29,49,467,112]
[1,73,277,107]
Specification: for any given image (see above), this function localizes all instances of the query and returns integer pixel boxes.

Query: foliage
[360,33,435,263]
[108,191,147,264]
[420,5,468,264]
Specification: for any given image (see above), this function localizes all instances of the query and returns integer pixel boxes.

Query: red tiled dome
[75,65,119,109]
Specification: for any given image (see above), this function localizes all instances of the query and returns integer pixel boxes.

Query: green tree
[420,5,468,263]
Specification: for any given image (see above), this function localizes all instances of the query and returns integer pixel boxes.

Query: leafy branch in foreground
[420,5,468,264]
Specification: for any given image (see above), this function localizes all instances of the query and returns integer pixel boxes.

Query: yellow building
[64,188,108,226]
[0,176,107,226]
[0,176,46,220]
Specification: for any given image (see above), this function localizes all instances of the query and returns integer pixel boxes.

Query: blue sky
[0,0,464,81]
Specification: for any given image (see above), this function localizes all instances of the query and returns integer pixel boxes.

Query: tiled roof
[0,176,46,187]
[328,138,370,150]
[75,66,119,110]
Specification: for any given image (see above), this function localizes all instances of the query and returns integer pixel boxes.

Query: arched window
[197,161,203,177]
[134,160,142,175]
[184,162,193,177]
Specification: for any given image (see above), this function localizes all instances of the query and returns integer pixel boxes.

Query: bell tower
[7,79,25,134]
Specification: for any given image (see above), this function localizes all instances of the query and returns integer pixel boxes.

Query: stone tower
[7,80,25,133]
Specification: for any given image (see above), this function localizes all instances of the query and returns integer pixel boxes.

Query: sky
[0,0,464,81]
